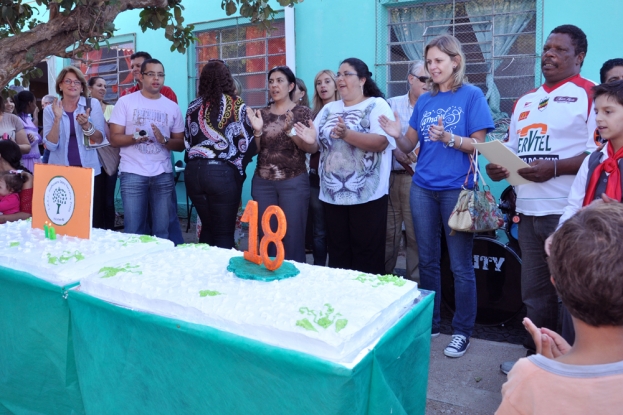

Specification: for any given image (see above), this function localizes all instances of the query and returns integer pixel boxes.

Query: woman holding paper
[379,35,494,358]
[43,66,107,229]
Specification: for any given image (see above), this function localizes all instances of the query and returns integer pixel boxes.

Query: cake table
[68,244,434,414]
[0,220,174,415]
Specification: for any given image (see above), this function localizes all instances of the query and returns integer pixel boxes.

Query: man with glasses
[383,61,429,283]
[121,51,178,102]
[121,51,183,244]
[109,58,185,242]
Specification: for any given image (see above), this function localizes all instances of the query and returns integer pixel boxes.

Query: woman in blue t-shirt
[380,35,494,359]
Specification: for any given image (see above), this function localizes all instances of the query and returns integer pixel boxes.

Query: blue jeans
[120,172,173,240]
[410,183,476,338]
[252,173,309,263]
[309,184,327,266]
[185,159,243,249]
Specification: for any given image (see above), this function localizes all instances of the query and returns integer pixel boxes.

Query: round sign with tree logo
[44,176,75,225]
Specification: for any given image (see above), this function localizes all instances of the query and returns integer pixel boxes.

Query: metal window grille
[194,20,286,108]
[71,41,135,104]
[380,0,537,138]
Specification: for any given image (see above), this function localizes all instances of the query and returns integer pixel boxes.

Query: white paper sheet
[474,140,532,186]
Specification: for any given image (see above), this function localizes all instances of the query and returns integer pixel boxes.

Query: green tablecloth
[0,266,85,415]
[68,290,433,415]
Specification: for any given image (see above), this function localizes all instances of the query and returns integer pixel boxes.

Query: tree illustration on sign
[52,188,67,214]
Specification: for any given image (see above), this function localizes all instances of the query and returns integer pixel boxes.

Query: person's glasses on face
[63,79,82,86]
[336,72,357,79]
[412,75,430,83]
[142,72,165,78]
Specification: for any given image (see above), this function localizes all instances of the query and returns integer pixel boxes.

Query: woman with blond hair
[307,70,339,266]
[380,34,494,358]
[43,66,107,228]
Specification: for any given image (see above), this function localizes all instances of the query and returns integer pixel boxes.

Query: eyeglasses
[142,72,165,78]
[63,79,82,86]
[336,72,357,79]
[412,75,430,83]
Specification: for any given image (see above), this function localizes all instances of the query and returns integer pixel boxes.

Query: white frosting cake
[0,219,174,286]
[80,244,420,364]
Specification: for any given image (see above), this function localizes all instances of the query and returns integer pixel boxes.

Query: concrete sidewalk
[426,335,525,414]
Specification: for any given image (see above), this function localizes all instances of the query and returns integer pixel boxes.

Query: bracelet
[82,123,95,137]
[553,159,557,178]
[253,130,262,137]
[458,136,464,149]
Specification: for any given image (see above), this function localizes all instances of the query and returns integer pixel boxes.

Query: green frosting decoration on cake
[47,250,85,265]
[353,273,406,288]
[178,243,210,250]
[199,289,221,297]
[99,263,142,278]
[296,304,348,333]
[118,235,158,246]
[9,242,19,247]
[227,256,299,282]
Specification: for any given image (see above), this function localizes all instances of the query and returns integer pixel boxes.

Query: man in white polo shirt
[487,25,597,372]
[109,58,185,241]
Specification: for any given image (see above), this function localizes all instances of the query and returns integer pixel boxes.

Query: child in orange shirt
[496,202,623,415]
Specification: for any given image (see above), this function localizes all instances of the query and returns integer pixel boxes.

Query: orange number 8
[241,201,287,271]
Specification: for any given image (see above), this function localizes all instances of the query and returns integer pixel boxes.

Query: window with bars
[71,41,135,104]
[383,0,536,121]
[194,20,286,108]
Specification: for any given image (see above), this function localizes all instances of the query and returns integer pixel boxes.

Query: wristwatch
[446,133,456,148]
[162,136,170,144]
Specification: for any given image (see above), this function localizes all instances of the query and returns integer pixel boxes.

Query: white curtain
[392,4,454,61]
[465,0,534,120]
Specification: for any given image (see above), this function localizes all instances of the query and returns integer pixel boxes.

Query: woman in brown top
[247,66,318,263]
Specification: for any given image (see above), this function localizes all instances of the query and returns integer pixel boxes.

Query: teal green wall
[542,0,623,84]
[293,0,377,93]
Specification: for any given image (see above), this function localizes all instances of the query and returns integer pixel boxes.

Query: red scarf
[583,143,623,206]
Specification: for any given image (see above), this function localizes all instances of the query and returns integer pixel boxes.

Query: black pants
[92,172,107,229]
[323,195,388,275]
[185,159,243,249]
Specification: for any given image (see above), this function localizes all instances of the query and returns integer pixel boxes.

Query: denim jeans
[185,159,243,249]
[410,183,476,338]
[309,184,327,266]
[518,213,561,350]
[120,172,173,240]
[167,186,184,245]
[252,173,309,263]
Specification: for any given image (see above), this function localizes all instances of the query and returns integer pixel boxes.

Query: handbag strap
[462,149,488,189]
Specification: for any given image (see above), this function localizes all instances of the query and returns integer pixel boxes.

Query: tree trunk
[0,0,168,89]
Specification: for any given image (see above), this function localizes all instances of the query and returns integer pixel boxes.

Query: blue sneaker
[444,334,470,358]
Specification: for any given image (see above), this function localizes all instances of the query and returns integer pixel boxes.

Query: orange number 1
[241,202,287,270]
[241,201,261,264]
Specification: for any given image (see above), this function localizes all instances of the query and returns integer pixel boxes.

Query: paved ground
[177,219,526,414]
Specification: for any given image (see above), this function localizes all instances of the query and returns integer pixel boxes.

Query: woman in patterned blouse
[246,66,318,263]
[184,60,257,248]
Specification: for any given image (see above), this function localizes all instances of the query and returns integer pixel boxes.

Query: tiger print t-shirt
[256,105,312,181]
[314,97,395,205]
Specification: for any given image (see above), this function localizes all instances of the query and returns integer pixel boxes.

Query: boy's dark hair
[550,25,588,66]
[550,203,623,326]
[592,80,623,107]
[0,171,27,194]
[130,51,152,61]
[140,59,164,74]
[599,58,623,83]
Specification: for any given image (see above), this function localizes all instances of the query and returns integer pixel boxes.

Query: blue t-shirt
[409,84,494,191]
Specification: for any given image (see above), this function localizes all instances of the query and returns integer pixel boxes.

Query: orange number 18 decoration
[241,201,287,271]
